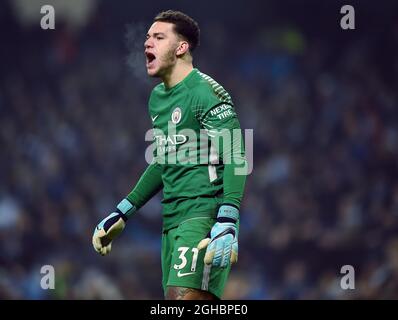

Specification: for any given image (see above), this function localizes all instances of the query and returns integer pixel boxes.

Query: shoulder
[148,83,165,109]
[150,83,165,98]
[186,69,233,106]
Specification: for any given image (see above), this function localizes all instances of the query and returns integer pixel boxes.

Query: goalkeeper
[92,10,248,300]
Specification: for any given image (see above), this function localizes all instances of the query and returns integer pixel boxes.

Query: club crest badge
[171,107,182,124]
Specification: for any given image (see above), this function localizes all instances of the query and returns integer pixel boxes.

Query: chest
[150,96,200,133]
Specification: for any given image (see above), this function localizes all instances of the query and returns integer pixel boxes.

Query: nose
[144,37,153,49]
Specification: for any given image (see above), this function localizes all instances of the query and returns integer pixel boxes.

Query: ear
[176,41,189,57]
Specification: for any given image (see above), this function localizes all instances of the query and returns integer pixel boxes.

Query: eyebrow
[146,32,166,38]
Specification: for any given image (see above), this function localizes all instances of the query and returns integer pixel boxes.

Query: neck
[162,60,193,89]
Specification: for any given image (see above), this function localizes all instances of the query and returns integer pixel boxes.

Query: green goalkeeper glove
[92,199,136,256]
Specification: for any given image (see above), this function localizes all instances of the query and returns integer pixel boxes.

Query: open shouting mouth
[145,52,156,68]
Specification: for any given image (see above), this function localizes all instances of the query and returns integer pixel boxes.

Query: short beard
[154,47,178,78]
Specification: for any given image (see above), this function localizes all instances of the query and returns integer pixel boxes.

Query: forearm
[218,128,247,209]
[126,162,163,209]
[92,159,163,256]
[223,162,246,209]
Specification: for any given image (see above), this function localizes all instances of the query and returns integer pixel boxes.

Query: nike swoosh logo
[151,114,159,122]
[177,271,195,278]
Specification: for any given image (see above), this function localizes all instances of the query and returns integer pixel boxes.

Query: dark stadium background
[1,0,398,299]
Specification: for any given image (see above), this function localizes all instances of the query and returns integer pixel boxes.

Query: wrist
[217,204,239,223]
[116,198,137,221]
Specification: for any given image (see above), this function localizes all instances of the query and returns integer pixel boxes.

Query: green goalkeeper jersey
[127,68,247,230]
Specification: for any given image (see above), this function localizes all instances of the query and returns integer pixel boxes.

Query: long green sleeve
[219,130,247,209]
[126,162,163,209]
[201,104,247,209]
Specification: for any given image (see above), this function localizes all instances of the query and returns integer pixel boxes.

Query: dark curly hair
[154,10,200,52]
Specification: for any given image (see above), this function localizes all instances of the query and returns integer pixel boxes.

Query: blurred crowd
[1,1,398,299]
